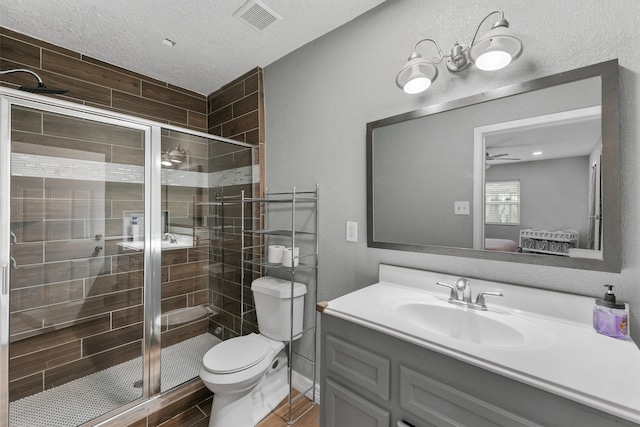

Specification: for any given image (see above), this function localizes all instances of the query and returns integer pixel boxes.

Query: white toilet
[199,276,307,427]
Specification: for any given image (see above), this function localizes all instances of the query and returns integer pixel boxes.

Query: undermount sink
[394,302,526,347]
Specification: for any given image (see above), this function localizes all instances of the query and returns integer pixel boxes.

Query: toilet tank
[251,276,307,341]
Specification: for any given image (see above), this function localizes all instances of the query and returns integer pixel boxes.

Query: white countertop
[324,264,640,424]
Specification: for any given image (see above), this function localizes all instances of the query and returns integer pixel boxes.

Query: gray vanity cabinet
[320,313,637,427]
[322,333,392,427]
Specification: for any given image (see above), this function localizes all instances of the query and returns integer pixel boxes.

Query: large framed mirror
[367,60,620,272]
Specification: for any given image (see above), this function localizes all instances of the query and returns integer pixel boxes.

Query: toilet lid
[202,334,272,374]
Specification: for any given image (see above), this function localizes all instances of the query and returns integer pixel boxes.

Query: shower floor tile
[9,333,219,427]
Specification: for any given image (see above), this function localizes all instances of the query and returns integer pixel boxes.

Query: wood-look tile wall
[207,67,266,198]
[206,140,259,339]
[207,67,264,144]
[206,65,266,260]
[206,70,265,339]
[207,181,260,340]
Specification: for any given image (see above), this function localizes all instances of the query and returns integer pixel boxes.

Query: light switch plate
[454,201,470,215]
[346,221,358,242]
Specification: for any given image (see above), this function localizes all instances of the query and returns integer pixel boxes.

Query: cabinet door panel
[326,334,390,400]
[399,365,539,427]
[324,378,390,427]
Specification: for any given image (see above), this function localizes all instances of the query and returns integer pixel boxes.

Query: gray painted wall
[485,156,590,247]
[373,110,474,248]
[263,0,640,341]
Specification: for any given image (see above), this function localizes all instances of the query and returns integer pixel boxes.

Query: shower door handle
[2,265,8,295]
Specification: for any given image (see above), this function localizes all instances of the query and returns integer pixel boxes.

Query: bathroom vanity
[319,265,640,427]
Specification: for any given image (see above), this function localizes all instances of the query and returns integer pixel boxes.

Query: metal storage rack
[240,185,319,424]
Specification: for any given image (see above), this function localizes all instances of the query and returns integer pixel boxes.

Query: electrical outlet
[454,201,470,215]
[346,221,358,242]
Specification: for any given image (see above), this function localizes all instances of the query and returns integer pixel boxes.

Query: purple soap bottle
[593,285,628,339]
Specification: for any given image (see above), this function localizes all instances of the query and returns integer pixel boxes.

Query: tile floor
[9,333,219,427]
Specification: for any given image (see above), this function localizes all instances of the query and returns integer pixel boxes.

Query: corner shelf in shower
[238,185,319,425]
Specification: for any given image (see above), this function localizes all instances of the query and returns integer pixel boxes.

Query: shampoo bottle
[593,285,628,339]
[131,216,140,242]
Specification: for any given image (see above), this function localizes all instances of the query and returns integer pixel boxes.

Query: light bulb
[397,55,437,94]
[403,65,432,94]
[404,76,431,94]
[475,50,512,71]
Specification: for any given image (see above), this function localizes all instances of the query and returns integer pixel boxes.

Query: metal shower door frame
[0,94,12,427]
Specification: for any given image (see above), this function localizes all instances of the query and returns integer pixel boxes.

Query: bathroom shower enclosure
[0,88,257,426]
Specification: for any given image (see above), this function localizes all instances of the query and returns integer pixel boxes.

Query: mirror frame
[366,59,620,272]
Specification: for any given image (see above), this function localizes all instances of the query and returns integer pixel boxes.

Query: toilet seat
[202,333,271,374]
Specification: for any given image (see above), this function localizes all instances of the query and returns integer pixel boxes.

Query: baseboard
[291,370,321,405]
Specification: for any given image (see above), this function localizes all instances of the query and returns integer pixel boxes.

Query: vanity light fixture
[396,10,523,94]
[533,151,543,156]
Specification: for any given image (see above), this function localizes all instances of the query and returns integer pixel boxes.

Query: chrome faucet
[455,277,472,303]
[163,233,177,244]
[473,291,504,309]
[436,278,503,310]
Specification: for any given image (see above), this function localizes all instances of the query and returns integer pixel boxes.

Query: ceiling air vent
[233,0,282,31]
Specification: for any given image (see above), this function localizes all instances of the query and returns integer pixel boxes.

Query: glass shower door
[158,128,217,392]
[2,102,151,427]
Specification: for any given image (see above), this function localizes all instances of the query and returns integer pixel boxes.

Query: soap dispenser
[593,285,628,339]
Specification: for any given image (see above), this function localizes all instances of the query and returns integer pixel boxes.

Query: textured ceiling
[0,0,386,95]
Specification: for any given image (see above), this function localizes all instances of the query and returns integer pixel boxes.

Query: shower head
[18,83,69,95]
[0,68,69,95]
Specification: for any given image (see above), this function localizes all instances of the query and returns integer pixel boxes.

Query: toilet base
[208,351,289,427]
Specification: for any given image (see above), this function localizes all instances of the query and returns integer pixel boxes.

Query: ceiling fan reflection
[485,152,521,169]
[485,152,521,161]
